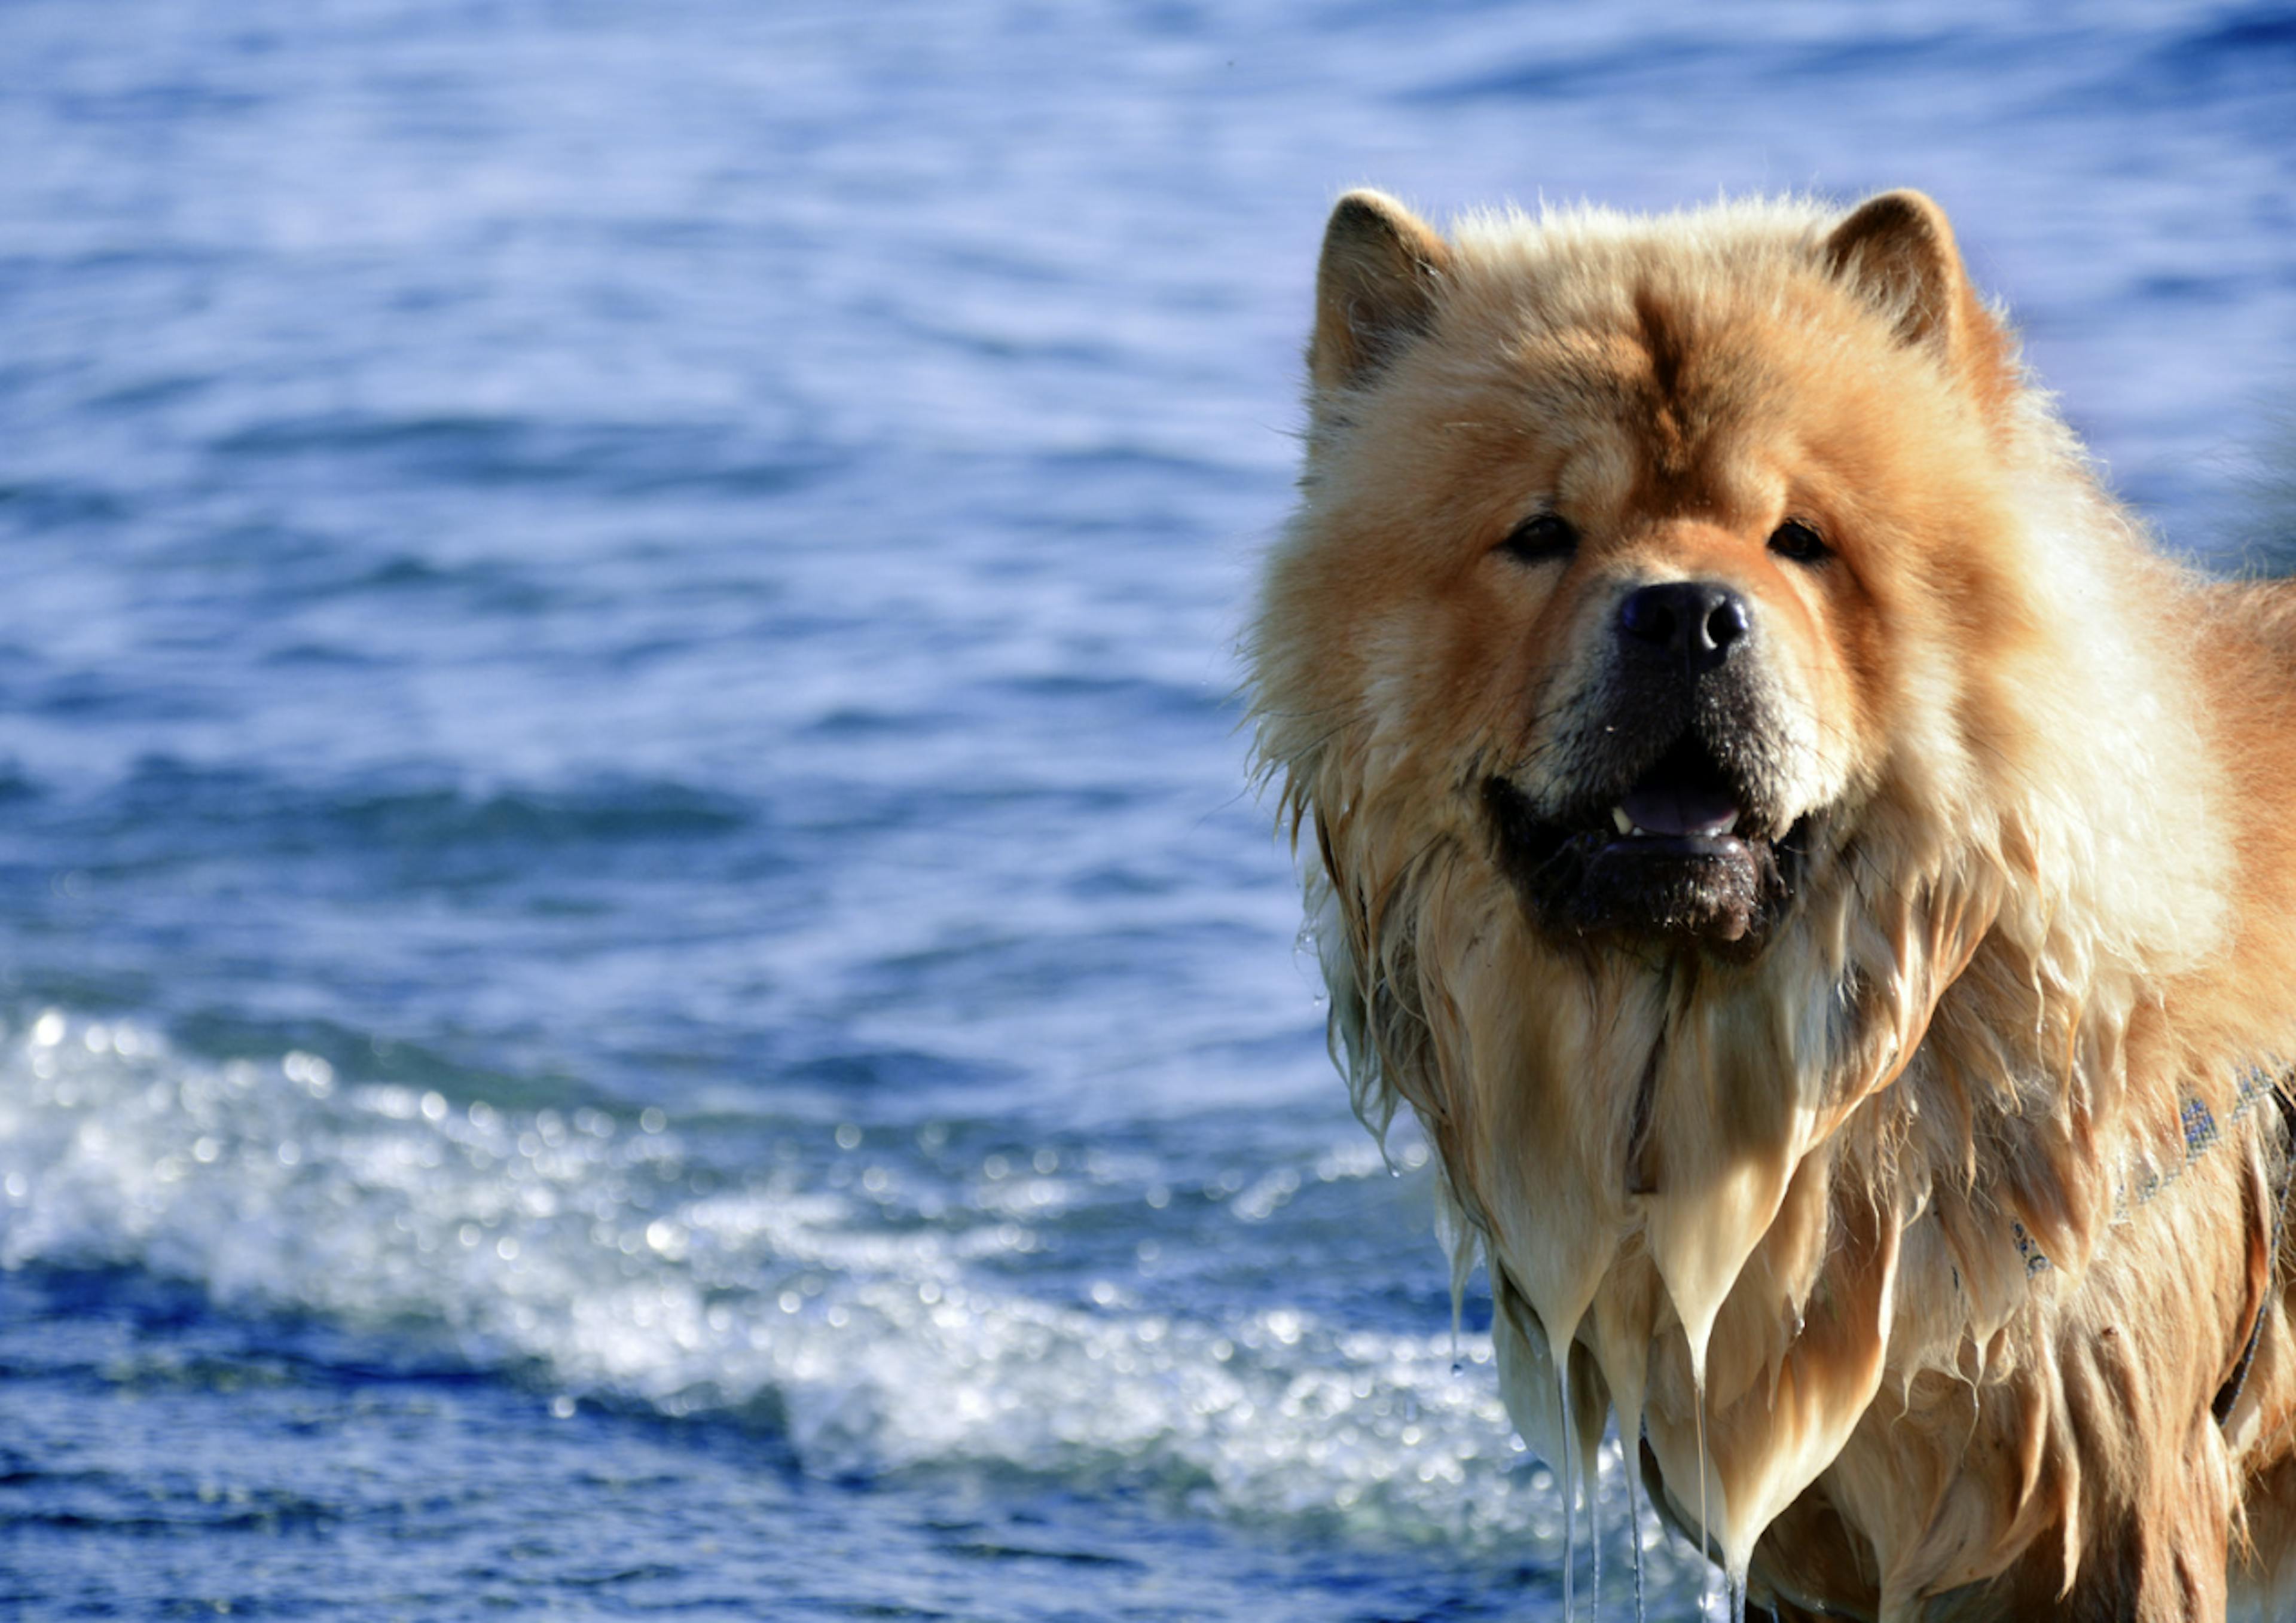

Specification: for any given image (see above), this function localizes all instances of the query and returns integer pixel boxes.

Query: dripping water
[1559,1361,1576,1623]
[1627,1430,1648,1623]
[1696,1395,1713,1623]
[1442,1199,1474,1375]
[1587,1448,1601,1620]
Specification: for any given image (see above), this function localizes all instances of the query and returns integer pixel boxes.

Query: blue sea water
[0,2,2289,1618]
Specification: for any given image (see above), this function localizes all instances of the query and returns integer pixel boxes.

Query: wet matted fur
[1248,188,2296,1619]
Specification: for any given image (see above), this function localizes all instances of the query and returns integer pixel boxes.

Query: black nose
[1616,581,1751,677]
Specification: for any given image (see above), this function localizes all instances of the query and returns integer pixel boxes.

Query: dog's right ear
[1310,190,1451,395]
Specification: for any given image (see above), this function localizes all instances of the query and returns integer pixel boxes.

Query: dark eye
[1500,512,1577,563]
[1769,519,1829,564]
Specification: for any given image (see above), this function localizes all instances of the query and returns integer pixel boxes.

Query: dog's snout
[1617,581,1750,677]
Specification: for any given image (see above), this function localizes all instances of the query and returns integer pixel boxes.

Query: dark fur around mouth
[1483,732,1810,955]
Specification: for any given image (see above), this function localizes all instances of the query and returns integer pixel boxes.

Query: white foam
[0,1009,1706,1588]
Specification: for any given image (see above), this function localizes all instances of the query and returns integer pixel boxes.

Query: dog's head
[1258,189,2053,961]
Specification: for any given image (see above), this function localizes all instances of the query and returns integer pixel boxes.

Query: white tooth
[1612,807,1633,835]
[1631,825,1651,838]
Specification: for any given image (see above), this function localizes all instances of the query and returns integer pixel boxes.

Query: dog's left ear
[1309,190,1453,396]
[1824,191,2011,406]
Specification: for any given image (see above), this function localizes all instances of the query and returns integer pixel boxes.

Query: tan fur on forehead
[1439,198,1955,401]
[1254,189,2296,1615]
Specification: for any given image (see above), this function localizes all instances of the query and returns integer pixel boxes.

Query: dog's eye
[1769,519,1829,564]
[1500,512,1577,563]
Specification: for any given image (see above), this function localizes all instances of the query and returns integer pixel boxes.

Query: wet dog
[1251,188,2296,1618]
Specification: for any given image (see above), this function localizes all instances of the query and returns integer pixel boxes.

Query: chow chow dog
[1250,188,2296,1619]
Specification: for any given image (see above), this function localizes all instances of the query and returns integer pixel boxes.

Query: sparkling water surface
[1,2,2291,1618]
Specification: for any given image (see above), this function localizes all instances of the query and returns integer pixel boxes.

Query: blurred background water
[0,2,2290,1618]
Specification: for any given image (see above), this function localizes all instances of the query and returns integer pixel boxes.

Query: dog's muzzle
[1485,579,1813,952]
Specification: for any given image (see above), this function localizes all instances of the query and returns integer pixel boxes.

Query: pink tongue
[1619,785,1740,838]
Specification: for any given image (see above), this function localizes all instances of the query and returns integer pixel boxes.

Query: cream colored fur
[1252,191,2296,1619]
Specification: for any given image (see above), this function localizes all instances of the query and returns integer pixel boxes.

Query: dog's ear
[1824,190,2012,406]
[1310,190,1452,395]
[1822,190,1966,352]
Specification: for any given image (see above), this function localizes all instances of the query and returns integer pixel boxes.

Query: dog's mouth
[1485,733,1810,952]
[1610,732,1748,841]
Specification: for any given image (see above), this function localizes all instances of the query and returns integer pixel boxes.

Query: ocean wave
[53,757,756,853]
[0,1009,1704,1594]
